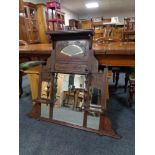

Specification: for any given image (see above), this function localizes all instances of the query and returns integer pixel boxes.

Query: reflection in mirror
[53,73,85,126]
[61,45,84,56]
[52,74,101,130]
[87,87,102,129]
[90,87,101,105]
[41,81,51,99]
[39,75,102,130]
[40,81,51,118]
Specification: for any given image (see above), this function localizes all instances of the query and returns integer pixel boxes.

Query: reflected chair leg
[19,70,23,98]
[128,91,134,107]
[115,72,119,88]
[73,92,78,110]
[113,71,116,83]
[83,110,88,128]
[128,81,135,107]
[124,73,129,92]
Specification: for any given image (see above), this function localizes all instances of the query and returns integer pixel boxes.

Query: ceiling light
[85,2,99,9]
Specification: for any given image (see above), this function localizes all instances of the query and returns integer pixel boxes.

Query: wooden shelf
[46,1,60,9]
[24,2,40,44]
[46,1,65,31]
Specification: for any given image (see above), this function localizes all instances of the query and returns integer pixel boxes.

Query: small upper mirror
[61,45,83,56]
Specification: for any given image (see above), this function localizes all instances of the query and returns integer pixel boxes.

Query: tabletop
[19,44,52,54]
[93,42,134,55]
[19,42,135,67]
[19,42,135,55]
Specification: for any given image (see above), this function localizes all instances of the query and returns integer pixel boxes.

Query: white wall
[23,0,46,4]
[61,7,78,26]
[74,75,85,89]
[60,74,69,105]
[23,0,134,25]
[79,11,135,24]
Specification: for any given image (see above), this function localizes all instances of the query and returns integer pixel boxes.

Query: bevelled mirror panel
[61,45,83,56]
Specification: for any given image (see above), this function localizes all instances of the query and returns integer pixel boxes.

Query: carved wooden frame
[30,30,119,138]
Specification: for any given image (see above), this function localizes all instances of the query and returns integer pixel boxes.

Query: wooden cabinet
[36,3,49,43]
[69,19,80,29]
[46,1,65,31]
[92,18,104,41]
[19,0,24,11]
[81,20,92,29]
[123,17,135,41]
[19,0,28,41]
[19,15,28,41]
[24,2,40,44]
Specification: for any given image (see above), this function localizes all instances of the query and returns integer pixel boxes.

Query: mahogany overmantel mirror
[30,30,119,138]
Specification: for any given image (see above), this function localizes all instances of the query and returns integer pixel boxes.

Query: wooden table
[94,42,135,67]
[20,42,134,98]
[19,44,51,63]
[19,42,135,67]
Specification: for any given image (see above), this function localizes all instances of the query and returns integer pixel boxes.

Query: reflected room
[44,73,100,130]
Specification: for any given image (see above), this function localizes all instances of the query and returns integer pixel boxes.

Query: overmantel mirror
[31,30,119,138]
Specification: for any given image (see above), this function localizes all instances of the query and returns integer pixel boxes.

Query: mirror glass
[61,45,84,56]
[40,81,51,118]
[87,113,100,130]
[39,74,101,130]
[86,87,101,130]
[53,73,85,126]
[52,73,101,130]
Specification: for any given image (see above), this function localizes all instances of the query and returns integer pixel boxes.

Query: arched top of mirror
[56,40,89,57]
[61,45,83,57]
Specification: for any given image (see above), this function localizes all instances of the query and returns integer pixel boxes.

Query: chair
[95,27,134,93]
[94,26,122,44]
[19,40,46,97]
[63,89,76,107]
[112,67,134,92]
[112,18,135,91]
[123,17,135,42]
